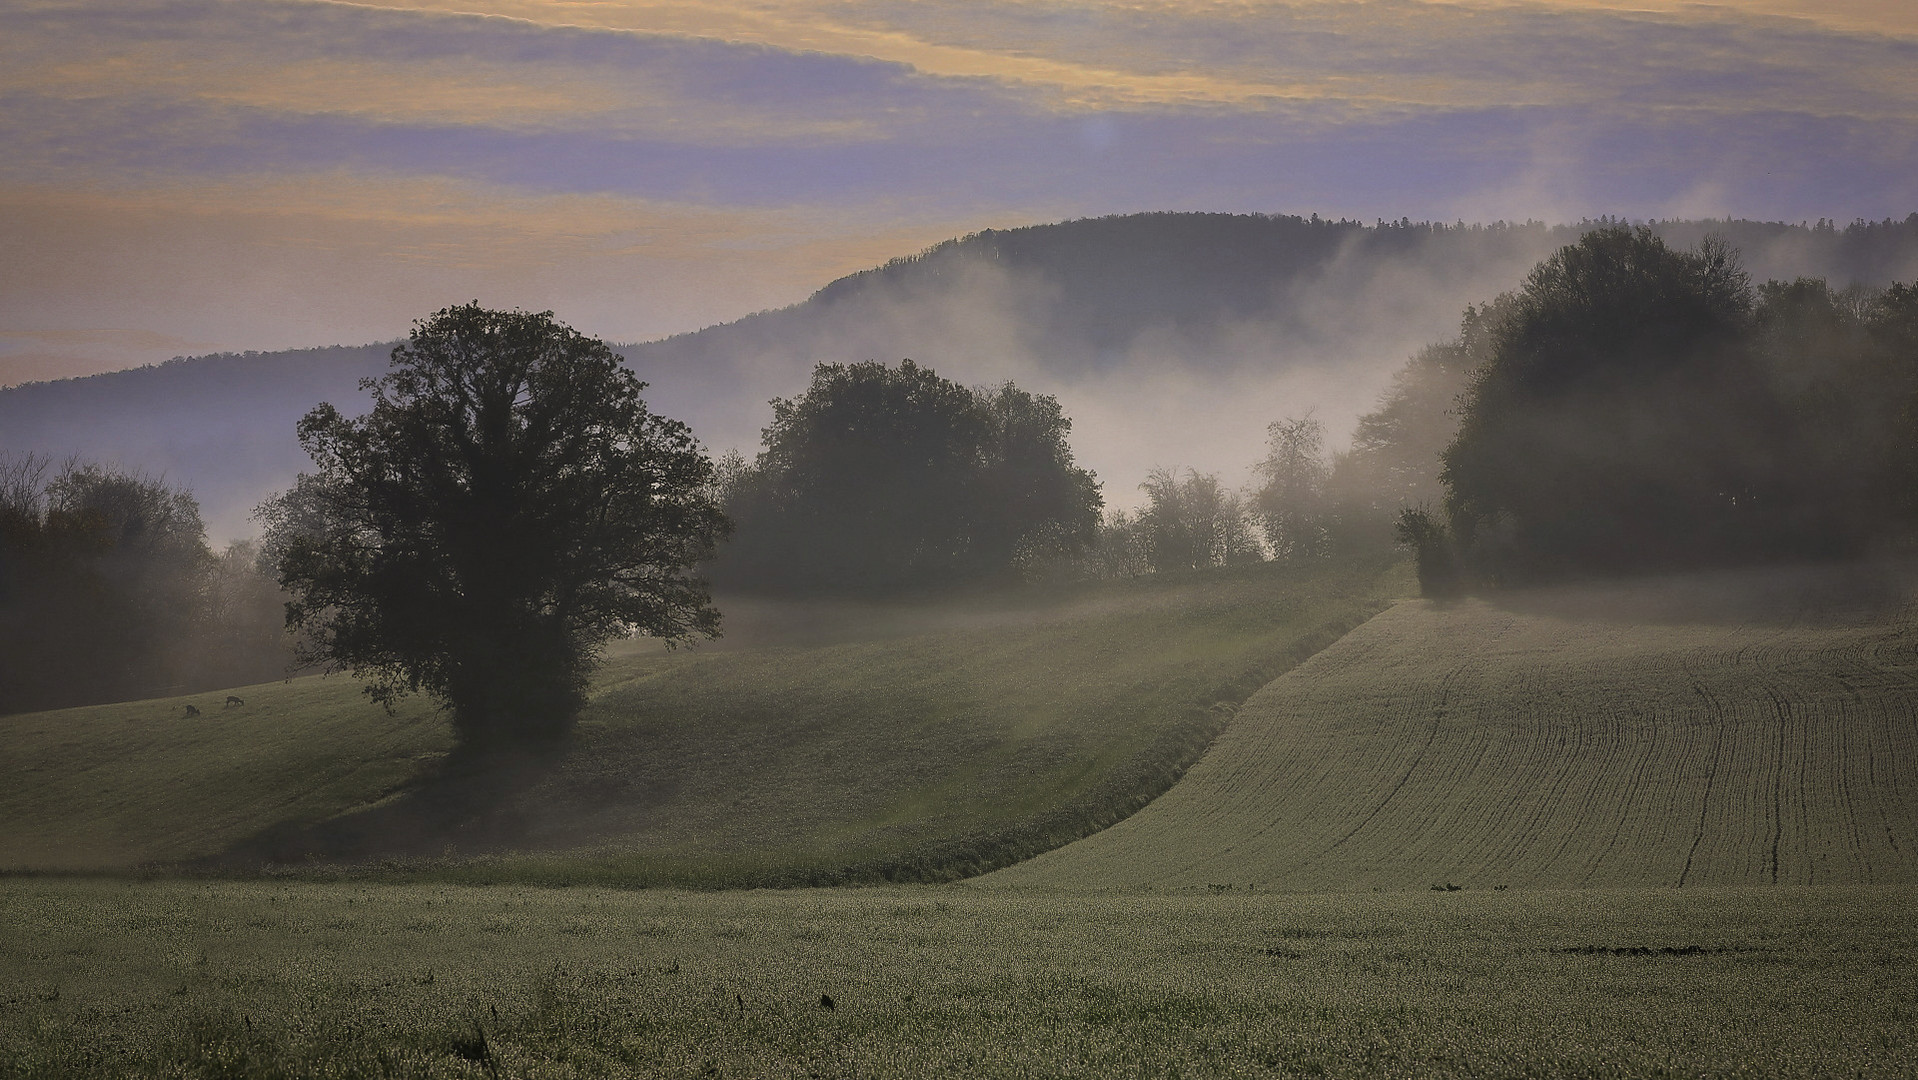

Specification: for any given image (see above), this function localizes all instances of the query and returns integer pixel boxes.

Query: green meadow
[3,878,1913,1078]
[0,555,1406,885]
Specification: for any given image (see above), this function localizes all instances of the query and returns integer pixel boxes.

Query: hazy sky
[4,0,1916,386]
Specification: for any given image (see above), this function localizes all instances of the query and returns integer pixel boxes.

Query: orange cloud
[299,0,1918,119]
[0,174,1030,367]
[2,11,898,141]
[1432,0,1916,38]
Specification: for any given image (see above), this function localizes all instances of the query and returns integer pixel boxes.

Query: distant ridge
[6,212,1918,539]
[638,212,1918,375]
[0,343,392,537]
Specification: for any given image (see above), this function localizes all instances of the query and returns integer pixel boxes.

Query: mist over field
[7,213,1918,540]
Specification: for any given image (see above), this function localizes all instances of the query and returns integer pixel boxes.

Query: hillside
[632,213,1918,382]
[0,555,1407,884]
[0,344,390,538]
[987,562,1918,891]
[9,213,1917,538]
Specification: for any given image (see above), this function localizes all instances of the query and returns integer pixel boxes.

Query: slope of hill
[0,555,1408,884]
[9,213,1916,539]
[986,563,1918,890]
[0,673,446,872]
[0,344,390,538]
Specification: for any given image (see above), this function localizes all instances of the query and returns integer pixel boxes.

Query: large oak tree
[259,305,727,753]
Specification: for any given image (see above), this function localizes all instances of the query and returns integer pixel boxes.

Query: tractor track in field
[1323,661,1465,856]
[1676,663,1726,889]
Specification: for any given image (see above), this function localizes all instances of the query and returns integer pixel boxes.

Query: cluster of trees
[1050,470,1261,583]
[713,360,1103,594]
[703,357,1378,590]
[1044,350,1493,582]
[1031,415,1360,583]
[1398,227,1918,592]
[0,455,291,714]
[1093,227,1918,597]
[1024,225,1918,593]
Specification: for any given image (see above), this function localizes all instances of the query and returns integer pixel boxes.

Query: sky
[3,0,1917,388]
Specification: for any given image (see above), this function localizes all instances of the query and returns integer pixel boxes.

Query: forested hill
[639,213,1918,378]
[5,212,1918,540]
[0,344,392,538]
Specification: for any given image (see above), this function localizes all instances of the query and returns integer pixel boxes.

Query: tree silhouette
[259,305,727,753]
[719,360,1100,594]
[1252,412,1330,560]
[1440,227,1771,579]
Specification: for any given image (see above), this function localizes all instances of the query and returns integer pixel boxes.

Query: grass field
[0,555,1407,885]
[10,560,1918,1075]
[990,562,1918,891]
[3,877,1913,1078]
[0,678,448,872]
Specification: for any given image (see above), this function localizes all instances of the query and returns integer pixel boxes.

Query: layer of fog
[7,216,1918,543]
[634,227,1582,513]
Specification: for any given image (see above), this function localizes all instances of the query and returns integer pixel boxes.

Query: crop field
[991,564,1918,891]
[0,555,1407,885]
[3,877,1914,1079]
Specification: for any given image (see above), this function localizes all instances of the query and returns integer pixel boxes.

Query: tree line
[0,456,293,714]
[699,358,1378,590]
[979,226,1918,592]
[13,229,1917,747]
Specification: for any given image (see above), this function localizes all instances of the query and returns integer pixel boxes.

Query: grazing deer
[225,695,244,708]
[183,704,200,717]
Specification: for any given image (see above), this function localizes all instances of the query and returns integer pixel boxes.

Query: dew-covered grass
[2,877,1912,1078]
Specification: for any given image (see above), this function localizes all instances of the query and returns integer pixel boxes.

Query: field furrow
[987,566,1918,890]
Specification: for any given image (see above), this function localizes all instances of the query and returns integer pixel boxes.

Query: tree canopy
[259,305,727,753]
[1440,227,1766,578]
[717,360,1101,594]
[1138,468,1261,573]
[1434,227,1918,585]
[1251,412,1331,560]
